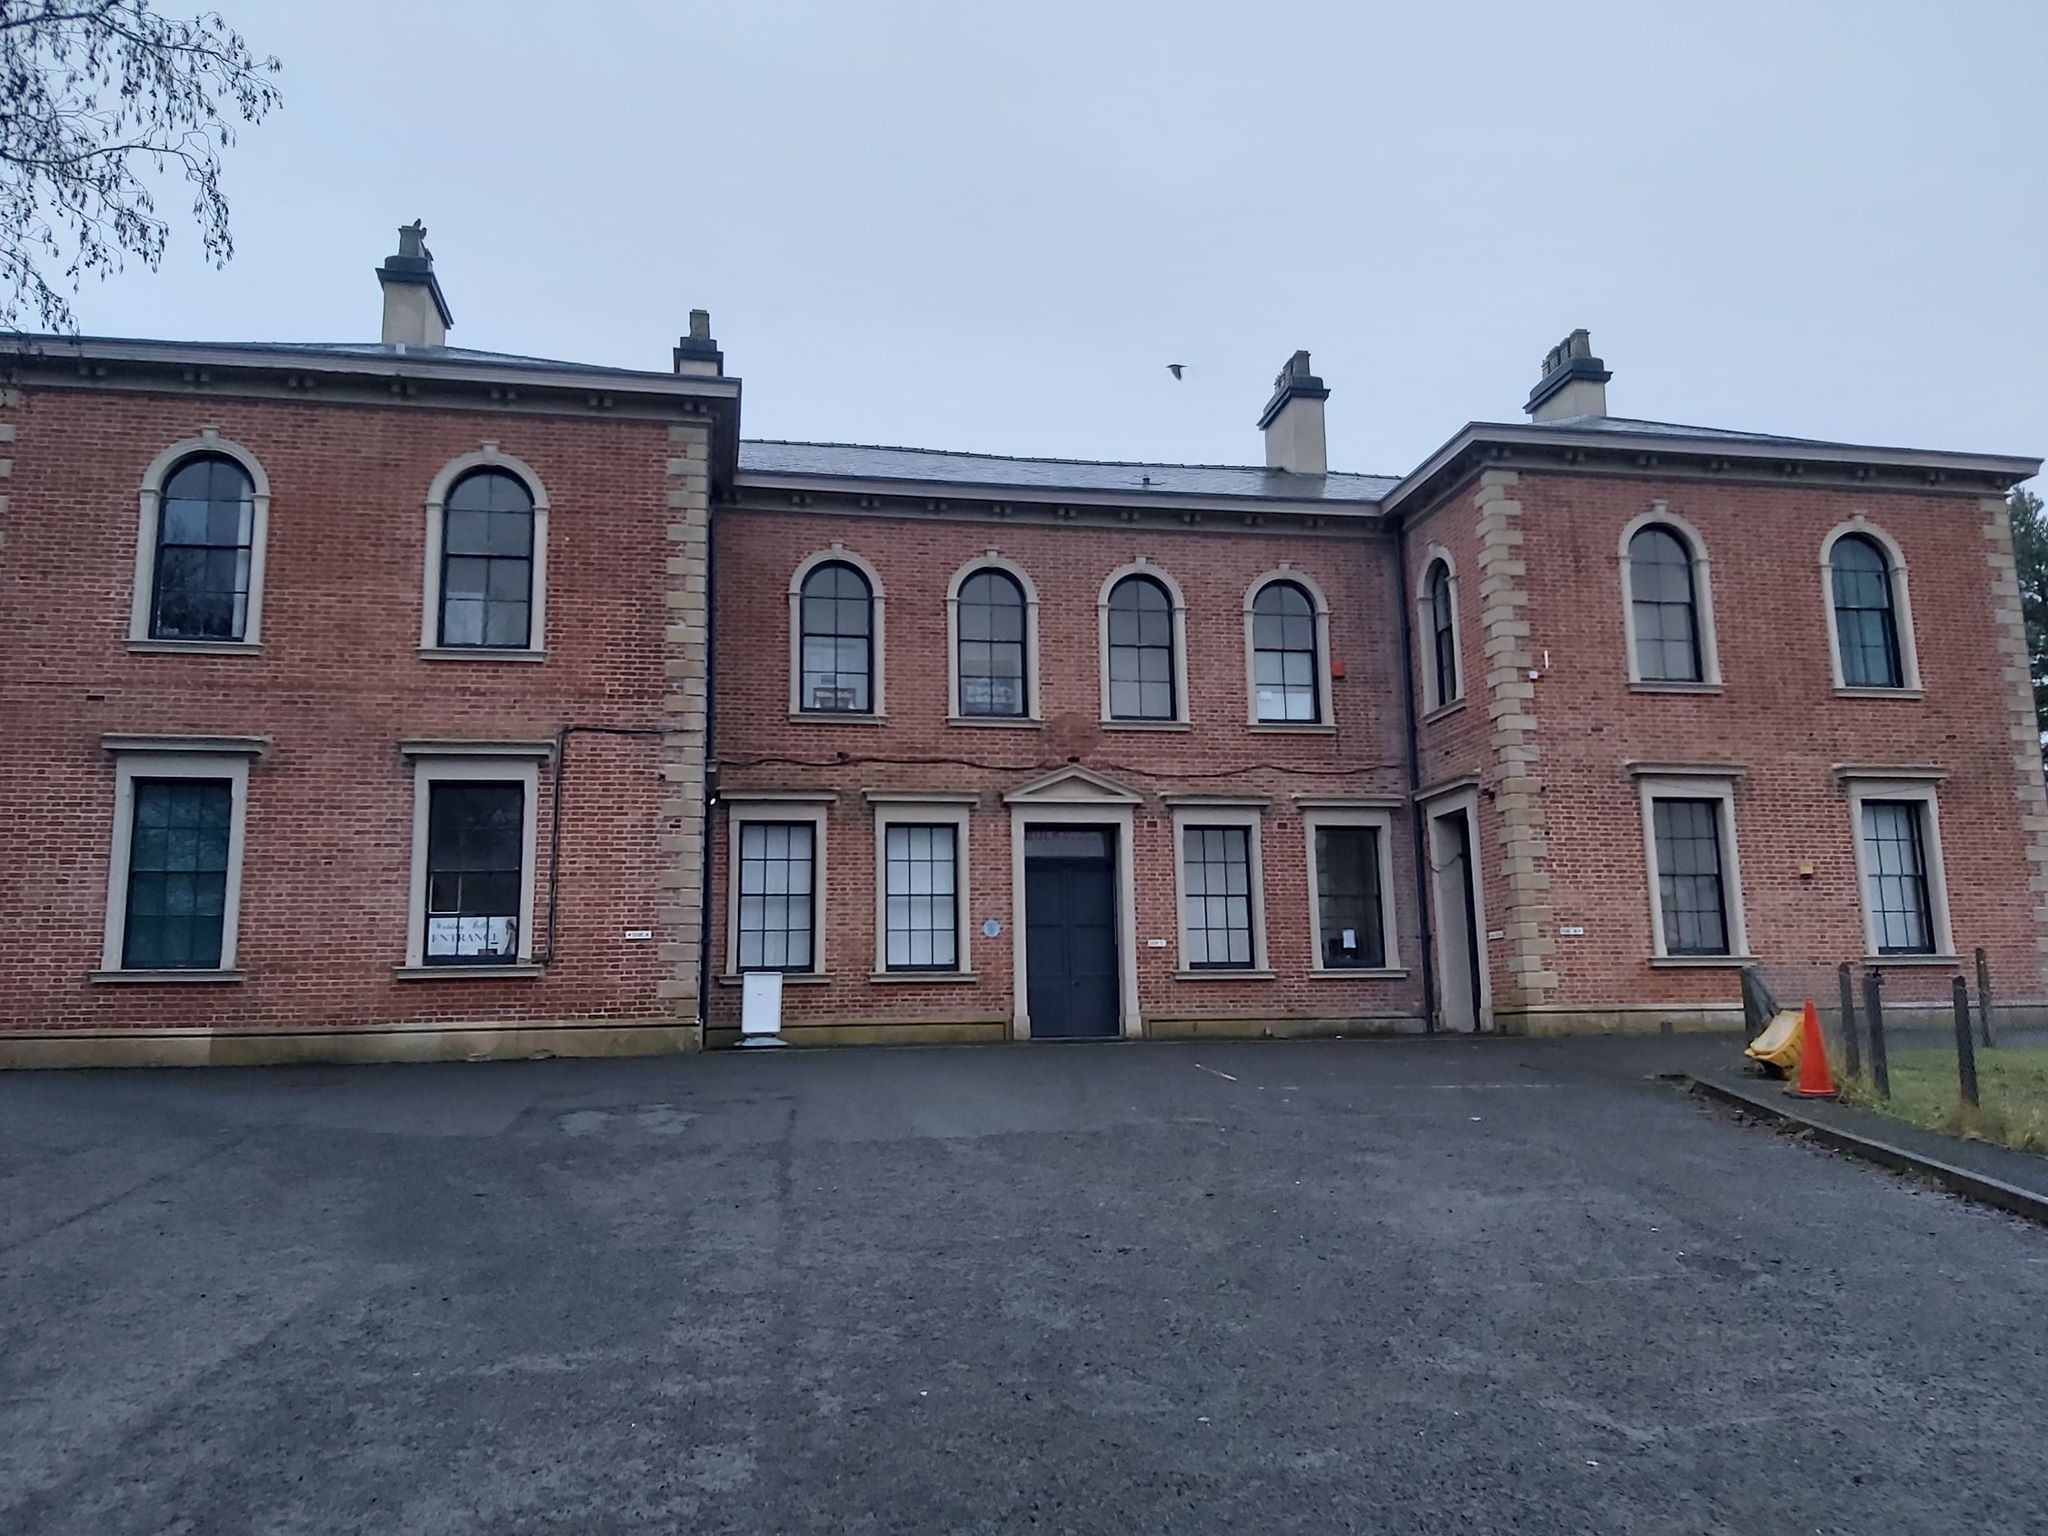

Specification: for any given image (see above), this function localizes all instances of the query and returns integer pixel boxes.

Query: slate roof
[8,336,676,378]
[1516,414,1850,447]
[738,440,1401,503]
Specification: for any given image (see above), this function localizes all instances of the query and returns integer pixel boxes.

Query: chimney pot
[1257,349,1330,476]
[375,220,453,347]
[674,309,724,376]
[1525,327,1611,421]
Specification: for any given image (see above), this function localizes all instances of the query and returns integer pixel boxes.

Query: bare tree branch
[0,0,281,333]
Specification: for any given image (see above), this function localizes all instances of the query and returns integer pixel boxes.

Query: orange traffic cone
[1794,997,1837,1099]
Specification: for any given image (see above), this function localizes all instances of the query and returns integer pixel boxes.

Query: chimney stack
[673,309,724,377]
[376,221,452,347]
[1258,350,1329,476]
[1524,328,1610,422]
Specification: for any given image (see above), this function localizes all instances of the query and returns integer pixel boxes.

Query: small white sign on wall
[1559,925,1587,937]
[624,930,653,941]
[1146,938,1169,949]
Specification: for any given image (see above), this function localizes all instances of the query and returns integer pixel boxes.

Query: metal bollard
[1976,946,1996,1050]
[1864,968,1890,1100]
[1954,975,1980,1111]
[1837,961,1862,1080]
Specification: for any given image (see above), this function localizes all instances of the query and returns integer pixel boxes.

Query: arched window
[1425,560,1458,708]
[1626,524,1702,683]
[149,453,256,642]
[1107,574,1176,721]
[437,468,536,648]
[955,568,1027,717]
[798,560,874,712]
[1831,533,1904,689]
[1251,579,1321,722]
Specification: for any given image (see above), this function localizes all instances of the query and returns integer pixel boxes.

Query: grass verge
[1836,1047,2048,1153]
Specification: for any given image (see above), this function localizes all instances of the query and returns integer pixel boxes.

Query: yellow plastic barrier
[1744,1009,1805,1072]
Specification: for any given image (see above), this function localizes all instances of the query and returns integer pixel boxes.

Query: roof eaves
[4,334,740,401]
[733,467,1384,517]
[1382,420,2040,515]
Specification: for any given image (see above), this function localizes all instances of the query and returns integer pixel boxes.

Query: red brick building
[2,235,2041,1064]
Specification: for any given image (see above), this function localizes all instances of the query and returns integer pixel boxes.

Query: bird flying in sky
[1167,363,1185,380]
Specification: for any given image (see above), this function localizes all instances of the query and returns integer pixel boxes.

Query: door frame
[1004,768,1143,1041]
[1418,780,1491,1033]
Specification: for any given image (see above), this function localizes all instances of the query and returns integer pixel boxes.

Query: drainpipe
[1394,516,1438,1034]
[695,499,719,1044]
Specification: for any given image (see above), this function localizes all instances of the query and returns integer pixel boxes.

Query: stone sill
[1175,968,1278,982]
[867,971,980,985]
[1834,686,1925,701]
[1307,967,1409,980]
[1628,681,1723,695]
[1421,698,1467,725]
[716,972,834,986]
[789,712,887,726]
[1649,954,1758,969]
[945,716,1042,729]
[1247,722,1336,735]
[1099,719,1192,732]
[391,963,544,980]
[126,639,262,657]
[418,646,548,663]
[1864,953,1962,968]
[89,968,246,985]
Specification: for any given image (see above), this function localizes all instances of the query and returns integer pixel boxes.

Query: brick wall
[0,386,690,1036]
[707,506,1426,1039]
[1406,465,2048,1029]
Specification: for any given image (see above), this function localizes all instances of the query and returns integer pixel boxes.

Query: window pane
[1251,581,1320,722]
[1862,800,1933,954]
[1832,536,1904,688]
[798,562,873,712]
[738,820,817,971]
[422,781,524,964]
[1182,825,1255,969]
[1630,526,1702,682]
[151,454,254,641]
[958,570,1028,717]
[883,823,957,970]
[1315,825,1385,968]
[1652,798,1729,956]
[122,779,231,969]
[437,473,535,651]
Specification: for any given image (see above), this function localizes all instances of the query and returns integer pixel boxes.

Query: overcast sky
[67,0,2048,478]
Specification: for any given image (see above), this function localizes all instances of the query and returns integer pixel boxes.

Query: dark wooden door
[1024,834,1120,1039]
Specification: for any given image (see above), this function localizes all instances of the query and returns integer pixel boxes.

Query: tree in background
[2012,484,2048,757]
[0,0,280,333]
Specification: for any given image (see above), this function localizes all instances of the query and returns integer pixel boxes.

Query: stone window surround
[1819,517,1923,696]
[721,790,835,982]
[93,735,264,983]
[945,552,1042,725]
[1167,796,1273,978]
[127,430,273,654]
[1616,502,1723,691]
[396,741,550,977]
[1631,766,1753,966]
[1415,544,1464,714]
[1837,768,1955,963]
[1097,558,1191,728]
[787,543,886,720]
[418,443,551,662]
[1242,565,1336,731]
[1299,801,1403,977]
[866,792,978,981]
